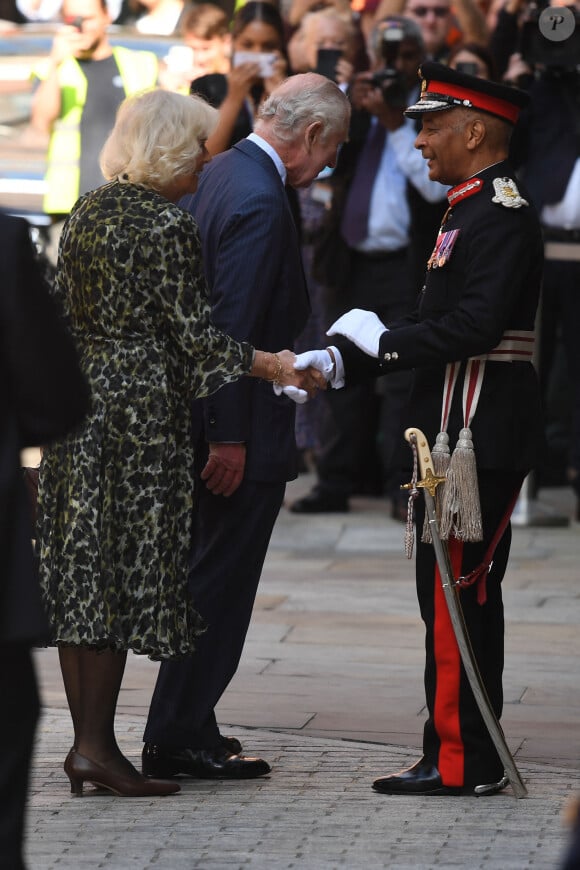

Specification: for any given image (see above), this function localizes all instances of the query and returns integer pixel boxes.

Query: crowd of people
[10,0,578,515]
[1,0,579,866]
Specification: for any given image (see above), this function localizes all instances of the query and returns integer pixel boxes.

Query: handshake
[273,348,336,405]
[273,308,388,404]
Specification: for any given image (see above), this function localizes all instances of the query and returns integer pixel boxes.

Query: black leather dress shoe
[289,490,349,514]
[220,735,242,755]
[373,758,460,796]
[372,757,509,797]
[142,743,270,780]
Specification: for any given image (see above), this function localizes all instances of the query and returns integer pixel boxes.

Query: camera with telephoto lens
[370,22,410,107]
[371,68,409,106]
[519,0,580,69]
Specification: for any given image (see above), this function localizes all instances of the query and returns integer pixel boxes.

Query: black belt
[351,247,408,262]
[543,227,580,243]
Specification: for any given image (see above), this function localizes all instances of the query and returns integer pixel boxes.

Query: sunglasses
[409,6,449,16]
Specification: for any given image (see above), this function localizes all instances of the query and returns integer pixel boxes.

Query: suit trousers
[415,470,524,787]
[144,459,285,749]
[317,249,414,498]
[0,646,40,870]
[540,257,580,476]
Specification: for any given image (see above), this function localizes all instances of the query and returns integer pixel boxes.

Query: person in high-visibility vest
[31,0,158,218]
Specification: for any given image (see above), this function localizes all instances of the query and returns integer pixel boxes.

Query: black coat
[337,161,545,472]
[0,214,89,644]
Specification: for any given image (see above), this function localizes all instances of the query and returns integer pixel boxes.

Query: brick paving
[23,477,580,869]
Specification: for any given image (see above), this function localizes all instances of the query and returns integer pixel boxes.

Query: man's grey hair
[255,73,350,144]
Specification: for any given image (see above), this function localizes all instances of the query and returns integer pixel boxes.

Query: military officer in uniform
[299,62,544,795]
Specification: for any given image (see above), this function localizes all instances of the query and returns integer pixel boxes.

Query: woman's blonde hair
[100,88,218,192]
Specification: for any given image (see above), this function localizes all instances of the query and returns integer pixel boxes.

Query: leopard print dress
[37,181,254,660]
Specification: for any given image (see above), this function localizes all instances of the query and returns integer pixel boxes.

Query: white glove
[273,349,335,402]
[292,349,335,379]
[326,308,388,358]
[273,384,309,404]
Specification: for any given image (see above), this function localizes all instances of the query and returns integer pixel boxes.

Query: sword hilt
[404,428,446,498]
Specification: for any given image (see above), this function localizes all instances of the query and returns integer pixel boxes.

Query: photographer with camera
[490,0,580,516]
[290,16,448,516]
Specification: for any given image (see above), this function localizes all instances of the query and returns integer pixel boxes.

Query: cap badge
[491,177,528,209]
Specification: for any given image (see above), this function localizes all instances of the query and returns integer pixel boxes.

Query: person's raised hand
[361,83,405,131]
[50,25,87,64]
[226,62,261,102]
[335,58,354,87]
[349,72,374,110]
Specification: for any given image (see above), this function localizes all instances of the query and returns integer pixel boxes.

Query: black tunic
[339,159,544,473]
[336,160,544,788]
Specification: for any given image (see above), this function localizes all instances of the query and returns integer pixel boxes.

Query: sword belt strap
[455,481,524,604]
[440,330,536,434]
[471,330,536,363]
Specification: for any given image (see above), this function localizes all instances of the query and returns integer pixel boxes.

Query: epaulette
[491,177,528,209]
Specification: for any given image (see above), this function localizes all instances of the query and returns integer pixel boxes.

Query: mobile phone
[233,51,277,78]
[455,61,479,76]
[165,45,195,74]
[64,16,84,31]
[315,48,342,82]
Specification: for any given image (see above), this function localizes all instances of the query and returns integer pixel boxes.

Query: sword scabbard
[404,427,528,799]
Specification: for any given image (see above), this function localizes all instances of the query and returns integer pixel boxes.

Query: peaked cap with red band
[404,61,529,125]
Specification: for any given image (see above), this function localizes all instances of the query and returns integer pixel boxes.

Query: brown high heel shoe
[63,750,181,797]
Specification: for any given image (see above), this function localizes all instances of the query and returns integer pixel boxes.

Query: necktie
[341,122,387,248]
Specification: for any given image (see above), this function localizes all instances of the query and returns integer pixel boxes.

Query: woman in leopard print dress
[36,89,312,798]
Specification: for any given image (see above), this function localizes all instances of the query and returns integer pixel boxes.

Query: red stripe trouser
[414,470,524,788]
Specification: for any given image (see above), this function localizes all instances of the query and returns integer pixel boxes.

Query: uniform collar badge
[491,177,529,208]
[447,178,482,207]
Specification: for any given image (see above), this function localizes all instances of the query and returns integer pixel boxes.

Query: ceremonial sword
[403,427,528,799]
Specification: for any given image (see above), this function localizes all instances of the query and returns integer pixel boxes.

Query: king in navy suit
[143,73,350,780]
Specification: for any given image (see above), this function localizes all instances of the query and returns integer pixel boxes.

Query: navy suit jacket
[181,139,310,482]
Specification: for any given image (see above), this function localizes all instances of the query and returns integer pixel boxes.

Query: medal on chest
[427,228,460,269]
[427,177,483,271]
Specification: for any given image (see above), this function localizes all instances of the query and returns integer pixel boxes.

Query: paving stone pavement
[26,710,576,870]
[24,477,580,869]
